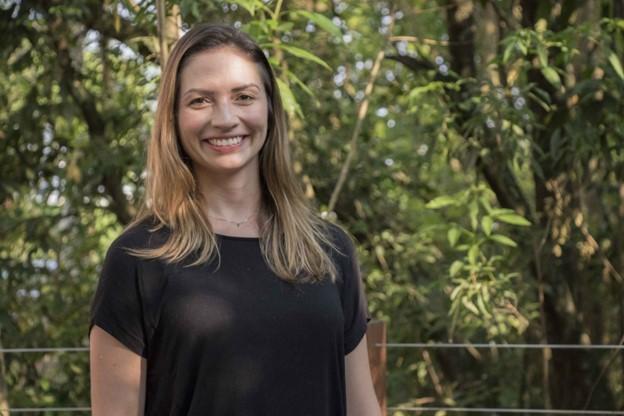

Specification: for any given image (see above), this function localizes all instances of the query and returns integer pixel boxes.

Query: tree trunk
[157,0,181,68]
[520,0,617,409]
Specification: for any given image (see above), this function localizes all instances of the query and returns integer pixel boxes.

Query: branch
[477,154,533,217]
[389,35,472,46]
[487,0,519,31]
[48,16,134,225]
[327,46,386,213]
[385,54,436,72]
[85,2,159,64]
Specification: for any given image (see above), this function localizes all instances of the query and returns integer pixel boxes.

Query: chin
[207,158,259,175]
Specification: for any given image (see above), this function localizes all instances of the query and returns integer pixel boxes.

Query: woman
[90,24,380,416]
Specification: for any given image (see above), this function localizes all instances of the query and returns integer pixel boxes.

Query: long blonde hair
[130,24,337,282]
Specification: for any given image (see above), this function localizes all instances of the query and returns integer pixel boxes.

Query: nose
[211,100,238,130]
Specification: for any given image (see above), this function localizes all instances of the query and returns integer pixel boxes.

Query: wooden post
[366,319,387,416]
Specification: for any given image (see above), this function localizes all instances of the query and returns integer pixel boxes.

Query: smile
[203,135,247,147]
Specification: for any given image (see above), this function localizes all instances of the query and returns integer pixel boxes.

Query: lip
[201,134,249,154]
[203,134,249,140]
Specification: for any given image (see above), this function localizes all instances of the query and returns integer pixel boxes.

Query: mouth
[202,135,248,147]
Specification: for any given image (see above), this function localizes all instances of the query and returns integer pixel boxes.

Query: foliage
[1,0,624,413]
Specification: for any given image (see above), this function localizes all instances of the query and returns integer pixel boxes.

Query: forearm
[345,335,382,416]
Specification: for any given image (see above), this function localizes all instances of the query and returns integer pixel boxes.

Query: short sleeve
[332,226,371,355]
[90,239,147,357]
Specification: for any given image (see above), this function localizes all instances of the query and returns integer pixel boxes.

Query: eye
[189,97,211,106]
[237,94,255,103]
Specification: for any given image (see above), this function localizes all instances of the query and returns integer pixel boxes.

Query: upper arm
[331,225,370,354]
[345,334,381,416]
[90,325,146,416]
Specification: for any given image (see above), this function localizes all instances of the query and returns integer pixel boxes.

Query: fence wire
[2,406,622,414]
[388,406,624,415]
[379,342,624,350]
[0,347,89,353]
[1,407,90,413]
[3,343,624,353]
[2,342,622,414]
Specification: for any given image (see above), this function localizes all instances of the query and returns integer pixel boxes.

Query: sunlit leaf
[450,260,464,277]
[448,228,460,247]
[276,78,302,118]
[426,195,458,209]
[496,213,531,226]
[608,52,624,80]
[481,216,493,236]
[489,234,518,247]
[541,66,561,88]
[293,10,342,37]
[279,45,332,70]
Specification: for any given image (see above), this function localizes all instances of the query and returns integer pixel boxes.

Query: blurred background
[1,0,624,414]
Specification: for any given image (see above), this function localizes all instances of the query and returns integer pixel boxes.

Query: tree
[1,0,623,412]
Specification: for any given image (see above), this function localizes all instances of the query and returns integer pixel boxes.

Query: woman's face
[176,46,269,177]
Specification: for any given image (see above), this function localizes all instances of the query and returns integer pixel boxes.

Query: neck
[193,164,264,234]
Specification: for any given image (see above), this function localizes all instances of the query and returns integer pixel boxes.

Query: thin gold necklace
[207,209,259,228]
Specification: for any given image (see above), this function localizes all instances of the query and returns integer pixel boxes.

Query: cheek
[248,104,269,134]
[177,110,206,139]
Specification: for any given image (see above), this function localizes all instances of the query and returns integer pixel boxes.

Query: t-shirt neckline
[215,233,260,241]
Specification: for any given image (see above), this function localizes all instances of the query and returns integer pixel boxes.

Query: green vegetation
[1,0,623,413]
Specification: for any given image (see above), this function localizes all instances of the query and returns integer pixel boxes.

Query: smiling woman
[89,24,380,416]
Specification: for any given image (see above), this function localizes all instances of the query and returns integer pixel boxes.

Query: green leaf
[293,11,342,37]
[608,52,624,80]
[496,213,531,226]
[527,91,552,112]
[490,208,515,216]
[231,0,269,16]
[426,195,458,209]
[287,70,315,97]
[490,234,518,247]
[279,45,332,70]
[468,245,480,265]
[481,284,490,303]
[276,78,302,118]
[469,201,479,230]
[537,44,548,68]
[462,297,480,315]
[476,293,491,318]
[450,260,464,277]
[481,216,493,236]
[448,228,460,247]
[450,282,463,299]
[517,41,528,56]
[408,82,446,102]
[502,41,515,64]
[541,66,561,88]
[479,195,493,213]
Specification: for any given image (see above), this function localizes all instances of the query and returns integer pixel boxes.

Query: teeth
[207,135,244,146]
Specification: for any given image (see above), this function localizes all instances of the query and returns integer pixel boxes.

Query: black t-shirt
[90,219,370,416]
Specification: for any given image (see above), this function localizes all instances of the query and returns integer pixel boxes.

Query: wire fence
[2,406,624,414]
[2,337,623,414]
[2,407,91,413]
[4,342,624,354]
[1,347,89,353]
[379,342,624,350]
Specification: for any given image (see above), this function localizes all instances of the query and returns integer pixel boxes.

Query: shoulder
[321,220,358,269]
[324,221,355,251]
[106,217,169,261]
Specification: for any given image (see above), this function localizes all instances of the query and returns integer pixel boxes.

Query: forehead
[178,46,264,91]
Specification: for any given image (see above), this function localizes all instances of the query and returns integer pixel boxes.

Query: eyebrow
[182,83,261,97]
